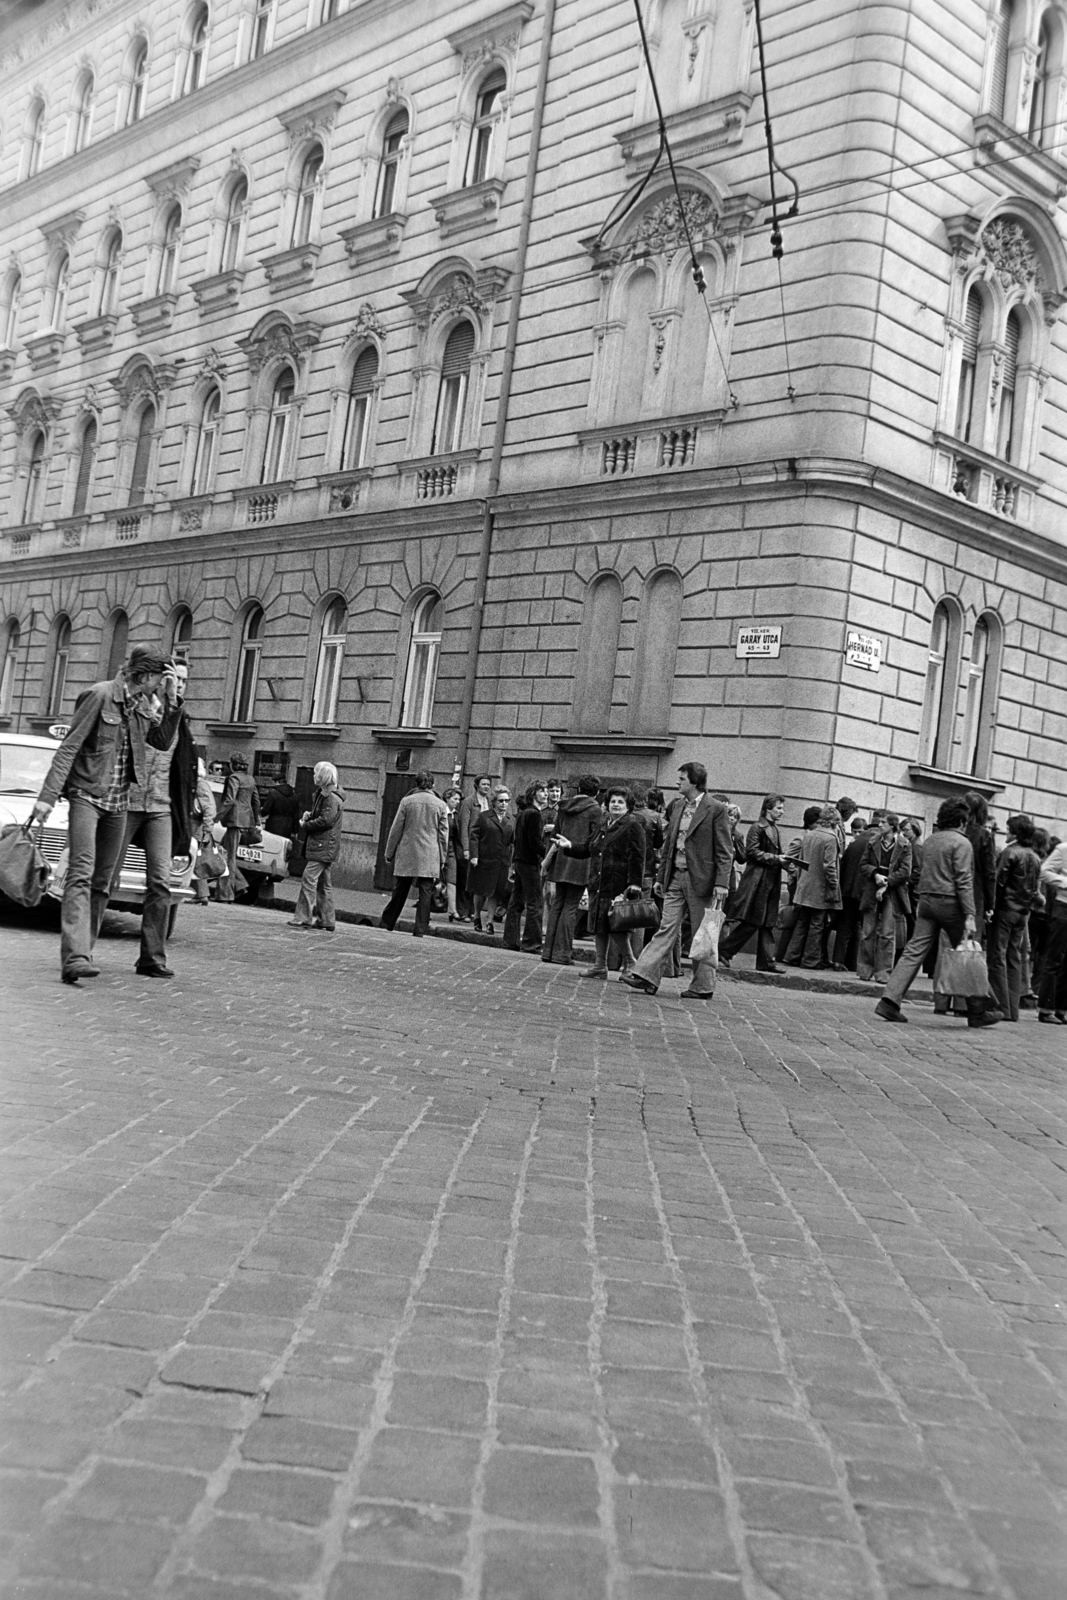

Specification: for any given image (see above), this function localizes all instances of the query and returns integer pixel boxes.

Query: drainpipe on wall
[453,0,559,783]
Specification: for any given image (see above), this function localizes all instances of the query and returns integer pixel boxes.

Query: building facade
[1,0,1065,886]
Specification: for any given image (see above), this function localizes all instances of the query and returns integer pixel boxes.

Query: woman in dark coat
[468,788,515,935]
[717,795,789,973]
[964,791,997,939]
[580,787,646,978]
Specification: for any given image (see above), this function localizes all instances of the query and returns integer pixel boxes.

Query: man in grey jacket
[381,771,449,937]
[32,646,167,984]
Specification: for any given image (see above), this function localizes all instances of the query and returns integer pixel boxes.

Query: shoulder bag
[0,821,52,907]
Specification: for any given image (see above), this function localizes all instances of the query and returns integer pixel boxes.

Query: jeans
[719,919,777,971]
[857,896,897,981]
[987,907,1027,1021]
[293,858,335,929]
[217,827,245,902]
[1037,902,1067,1012]
[121,810,173,971]
[61,796,128,974]
[784,908,829,968]
[382,875,433,936]
[882,895,983,1012]
[502,863,543,950]
[633,870,717,994]
[542,882,584,965]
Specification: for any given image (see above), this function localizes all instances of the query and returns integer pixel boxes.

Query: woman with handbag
[214,752,261,904]
[577,788,646,980]
[718,795,789,973]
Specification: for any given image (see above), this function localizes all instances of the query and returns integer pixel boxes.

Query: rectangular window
[263,409,291,484]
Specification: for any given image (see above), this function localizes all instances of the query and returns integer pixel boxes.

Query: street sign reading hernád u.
[845,631,882,672]
[735,625,782,659]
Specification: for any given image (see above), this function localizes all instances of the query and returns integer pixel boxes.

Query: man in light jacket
[621,762,733,1000]
[782,805,842,970]
[31,646,167,984]
[381,770,449,937]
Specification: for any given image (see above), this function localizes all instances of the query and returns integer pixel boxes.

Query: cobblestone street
[1,903,1065,1600]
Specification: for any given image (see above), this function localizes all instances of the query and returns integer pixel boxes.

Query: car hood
[0,795,69,831]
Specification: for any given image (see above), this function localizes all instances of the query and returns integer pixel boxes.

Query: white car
[207,779,291,896]
[0,731,196,929]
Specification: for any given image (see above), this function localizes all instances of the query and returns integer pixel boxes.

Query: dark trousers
[1037,902,1067,1012]
[719,919,777,971]
[883,894,984,1014]
[217,826,245,902]
[502,863,543,951]
[60,796,128,975]
[542,882,584,965]
[987,908,1028,1021]
[455,855,470,916]
[833,898,861,969]
[382,875,433,936]
[784,908,829,968]
[121,810,173,972]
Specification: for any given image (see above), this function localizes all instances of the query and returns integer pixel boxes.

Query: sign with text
[735,625,782,659]
[845,631,882,672]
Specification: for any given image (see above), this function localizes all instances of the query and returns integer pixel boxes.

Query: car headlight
[171,855,192,871]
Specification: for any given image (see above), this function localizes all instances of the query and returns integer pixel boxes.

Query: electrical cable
[752,0,799,399]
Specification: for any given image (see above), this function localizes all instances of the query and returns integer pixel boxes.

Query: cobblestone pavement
[0,903,1065,1600]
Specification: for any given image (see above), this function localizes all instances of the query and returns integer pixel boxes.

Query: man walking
[621,762,733,1000]
[31,645,167,984]
[381,771,449,937]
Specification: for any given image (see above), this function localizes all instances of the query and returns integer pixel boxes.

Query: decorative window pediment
[237,314,322,377]
[145,155,200,204]
[7,388,61,439]
[447,2,533,70]
[40,209,84,253]
[278,87,346,149]
[400,265,509,331]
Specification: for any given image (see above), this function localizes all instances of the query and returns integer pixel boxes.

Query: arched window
[45,252,70,330]
[193,388,222,495]
[128,404,156,506]
[70,72,94,154]
[960,613,1004,778]
[669,255,717,413]
[250,0,274,60]
[156,205,182,296]
[628,571,683,734]
[21,431,46,523]
[465,67,506,186]
[169,606,194,662]
[72,418,98,515]
[291,147,323,248]
[1029,15,1052,143]
[2,271,21,348]
[183,5,210,95]
[311,597,346,723]
[99,230,123,316]
[918,600,964,770]
[996,310,1021,461]
[432,322,475,455]
[319,0,340,19]
[126,38,149,126]
[0,620,19,716]
[262,368,295,482]
[232,605,263,722]
[375,109,408,217]
[23,97,46,179]
[47,616,72,716]
[341,346,378,468]
[572,574,623,732]
[101,608,129,679]
[990,0,1012,119]
[401,592,443,728]
[614,268,657,420]
[955,287,981,442]
[221,178,248,272]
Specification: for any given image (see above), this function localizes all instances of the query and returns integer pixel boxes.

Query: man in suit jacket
[456,774,493,915]
[381,771,450,937]
[622,762,733,1000]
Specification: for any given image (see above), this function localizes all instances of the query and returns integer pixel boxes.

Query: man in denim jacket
[32,646,166,984]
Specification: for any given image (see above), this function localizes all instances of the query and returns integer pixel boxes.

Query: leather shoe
[136,964,174,979]
[679,988,713,1000]
[875,998,906,1022]
[620,972,657,995]
[61,961,100,984]
[287,920,311,929]
[581,968,608,980]
[967,1009,1002,1027]
[757,963,783,975]
[1038,1012,1067,1024]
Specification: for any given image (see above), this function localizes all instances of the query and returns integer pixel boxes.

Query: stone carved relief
[981,219,1043,292]
[239,319,321,377]
[7,392,61,437]
[197,347,227,382]
[0,0,106,71]
[278,89,346,151]
[111,361,175,409]
[351,303,385,342]
[40,209,85,252]
[618,191,717,263]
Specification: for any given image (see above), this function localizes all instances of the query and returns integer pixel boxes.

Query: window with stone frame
[46,615,72,716]
[311,597,347,723]
[221,177,249,272]
[98,229,123,316]
[375,109,408,217]
[628,569,683,734]
[23,97,46,180]
[69,71,95,154]
[918,599,965,772]
[341,345,378,469]
[232,605,264,723]
[431,321,475,455]
[465,68,507,187]
[168,606,194,662]
[127,403,157,506]
[21,430,47,523]
[262,367,296,482]
[985,0,1067,145]
[1,268,21,348]
[0,619,19,716]
[290,147,324,249]
[156,205,182,296]
[71,417,98,515]
[192,387,223,495]
[44,251,70,330]
[181,4,210,96]
[125,37,150,127]
[571,573,623,733]
[249,0,274,61]
[101,609,129,679]
[400,592,444,728]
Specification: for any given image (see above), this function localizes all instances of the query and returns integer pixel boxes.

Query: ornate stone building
[1,0,1065,885]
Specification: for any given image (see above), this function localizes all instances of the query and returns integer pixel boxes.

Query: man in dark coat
[832,810,883,969]
[718,795,789,973]
[542,774,602,966]
[502,783,546,953]
[263,778,300,840]
[622,762,733,1000]
[856,813,912,983]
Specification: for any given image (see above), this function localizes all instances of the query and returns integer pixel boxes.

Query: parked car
[208,780,291,899]
[0,731,195,931]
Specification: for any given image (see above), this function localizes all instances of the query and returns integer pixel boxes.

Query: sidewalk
[255,878,937,1001]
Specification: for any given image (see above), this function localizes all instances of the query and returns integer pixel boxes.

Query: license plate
[239,848,263,863]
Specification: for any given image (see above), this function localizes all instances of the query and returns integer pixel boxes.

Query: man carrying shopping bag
[621,763,733,1001]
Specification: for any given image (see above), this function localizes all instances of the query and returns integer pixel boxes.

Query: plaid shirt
[70,685,133,815]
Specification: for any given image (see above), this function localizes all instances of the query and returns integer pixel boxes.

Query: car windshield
[0,743,55,794]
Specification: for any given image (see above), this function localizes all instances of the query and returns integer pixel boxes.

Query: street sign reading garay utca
[735,625,782,659]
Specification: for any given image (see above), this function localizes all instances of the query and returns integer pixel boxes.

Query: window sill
[233,481,294,526]
[262,242,321,295]
[616,92,753,175]
[339,212,407,268]
[577,411,726,477]
[551,733,677,757]
[372,727,436,747]
[130,292,178,335]
[192,268,246,315]
[206,722,257,738]
[0,346,15,381]
[973,114,1067,204]
[25,329,65,373]
[284,724,342,741]
[75,312,119,354]
[930,433,1039,525]
[400,449,480,502]
[906,764,1003,800]
[27,716,65,733]
[5,525,37,557]
[429,178,506,240]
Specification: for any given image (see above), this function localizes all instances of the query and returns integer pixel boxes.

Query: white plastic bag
[690,905,724,965]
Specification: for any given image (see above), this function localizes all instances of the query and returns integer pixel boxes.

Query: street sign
[735,625,782,659]
[845,631,882,672]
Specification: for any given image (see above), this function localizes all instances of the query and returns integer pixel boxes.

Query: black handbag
[608,895,661,933]
[431,879,448,914]
[240,826,263,846]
